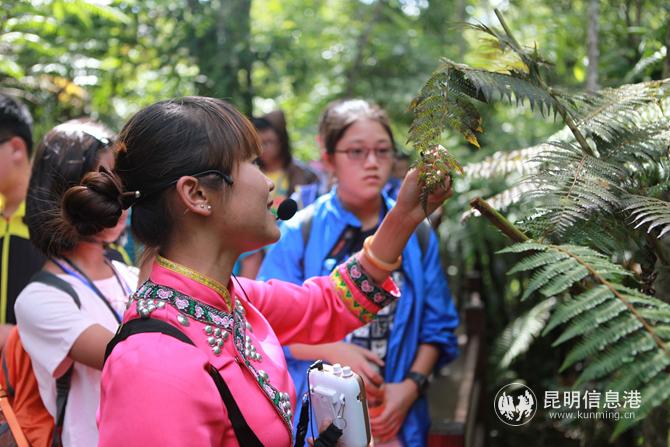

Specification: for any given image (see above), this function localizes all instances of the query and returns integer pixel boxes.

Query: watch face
[409,372,428,394]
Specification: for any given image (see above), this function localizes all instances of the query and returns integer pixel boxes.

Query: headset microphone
[275,198,298,221]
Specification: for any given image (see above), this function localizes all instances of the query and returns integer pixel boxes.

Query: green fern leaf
[553,308,639,347]
[521,258,578,300]
[611,373,670,440]
[543,286,613,334]
[507,251,568,274]
[577,332,656,383]
[608,351,670,394]
[498,242,549,254]
[493,298,556,369]
[539,265,589,297]
[625,196,670,239]
[560,308,636,371]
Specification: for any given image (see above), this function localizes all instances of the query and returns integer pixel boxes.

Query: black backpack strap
[299,206,316,275]
[103,318,194,364]
[1,354,14,399]
[300,206,315,249]
[30,271,81,308]
[104,318,264,447]
[52,367,73,447]
[28,270,80,447]
[206,364,264,446]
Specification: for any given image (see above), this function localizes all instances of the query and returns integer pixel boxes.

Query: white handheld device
[308,363,371,447]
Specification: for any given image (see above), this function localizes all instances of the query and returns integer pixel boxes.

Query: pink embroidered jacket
[97,256,398,447]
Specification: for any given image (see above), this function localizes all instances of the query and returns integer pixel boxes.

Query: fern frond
[461,182,537,222]
[611,374,670,440]
[599,121,670,166]
[408,59,565,150]
[521,258,584,300]
[574,80,670,143]
[503,240,670,437]
[607,351,670,396]
[493,298,556,369]
[498,241,551,254]
[577,332,656,383]
[560,309,637,370]
[523,141,630,238]
[463,144,549,179]
[543,285,612,334]
[624,196,670,239]
[504,242,668,354]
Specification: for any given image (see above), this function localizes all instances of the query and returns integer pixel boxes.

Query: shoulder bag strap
[104,318,264,446]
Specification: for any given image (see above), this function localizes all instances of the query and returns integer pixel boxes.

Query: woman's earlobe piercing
[207,204,212,211]
[199,203,206,209]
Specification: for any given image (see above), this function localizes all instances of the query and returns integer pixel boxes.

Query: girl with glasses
[259,99,459,446]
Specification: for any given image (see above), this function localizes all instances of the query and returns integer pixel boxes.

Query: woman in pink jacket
[61,96,451,447]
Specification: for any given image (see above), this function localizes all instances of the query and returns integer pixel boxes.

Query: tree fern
[411,9,670,439]
[501,242,670,438]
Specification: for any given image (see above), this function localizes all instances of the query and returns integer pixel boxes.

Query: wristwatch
[406,371,429,396]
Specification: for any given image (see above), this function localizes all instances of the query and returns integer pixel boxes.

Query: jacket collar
[322,185,392,228]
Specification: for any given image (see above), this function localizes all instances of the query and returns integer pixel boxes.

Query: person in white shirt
[15,119,138,447]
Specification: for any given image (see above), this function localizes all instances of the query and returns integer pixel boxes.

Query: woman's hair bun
[62,167,125,236]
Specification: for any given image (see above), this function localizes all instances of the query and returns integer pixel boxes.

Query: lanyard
[51,257,126,323]
[324,201,389,267]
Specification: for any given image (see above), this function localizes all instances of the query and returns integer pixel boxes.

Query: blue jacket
[258,187,459,446]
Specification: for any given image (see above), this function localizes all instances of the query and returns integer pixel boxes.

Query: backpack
[0,271,81,447]
[0,358,30,447]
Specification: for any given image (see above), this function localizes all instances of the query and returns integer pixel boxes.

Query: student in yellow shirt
[0,94,44,348]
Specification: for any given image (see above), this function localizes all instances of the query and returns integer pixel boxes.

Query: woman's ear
[321,150,335,174]
[174,176,212,216]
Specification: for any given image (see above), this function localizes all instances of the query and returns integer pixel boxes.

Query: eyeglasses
[160,169,234,191]
[190,169,234,186]
[137,169,233,203]
[334,148,394,162]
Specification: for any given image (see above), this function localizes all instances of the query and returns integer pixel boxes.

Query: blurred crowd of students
[0,93,457,447]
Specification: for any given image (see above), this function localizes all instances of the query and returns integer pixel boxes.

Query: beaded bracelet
[363,235,402,272]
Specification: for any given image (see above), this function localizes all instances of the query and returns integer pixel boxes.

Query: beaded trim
[132,280,294,439]
[329,256,398,323]
[135,281,235,330]
[156,255,232,310]
[345,256,397,308]
[331,269,375,324]
[231,303,294,435]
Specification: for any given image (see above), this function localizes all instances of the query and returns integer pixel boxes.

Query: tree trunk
[345,0,385,97]
[216,0,253,114]
[586,0,599,92]
[187,0,253,114]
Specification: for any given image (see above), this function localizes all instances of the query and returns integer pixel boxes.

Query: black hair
[0,94,33,156]
[252,110,293,168]
[62,97,261,249]
[25,119,115,257]
[318,99,395,154]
